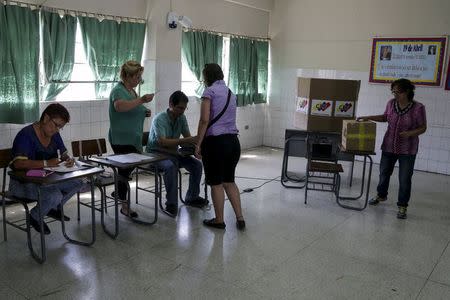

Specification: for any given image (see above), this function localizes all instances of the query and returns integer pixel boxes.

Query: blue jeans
[152,155,203,207]
[8,178,85,221]
[376,151,416,207]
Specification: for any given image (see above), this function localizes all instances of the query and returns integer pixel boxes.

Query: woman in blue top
[9,103,84,235]
[195,63,245,230]
[108,61,154,218]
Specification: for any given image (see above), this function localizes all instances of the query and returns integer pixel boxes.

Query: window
[181,36,230,96]
[53,21,97,101]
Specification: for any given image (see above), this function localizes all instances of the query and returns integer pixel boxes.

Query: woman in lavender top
[358,78,427,219]
[195,63,245,230]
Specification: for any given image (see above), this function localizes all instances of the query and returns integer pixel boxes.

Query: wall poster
[369,37,447,86]
[446,57,450,90]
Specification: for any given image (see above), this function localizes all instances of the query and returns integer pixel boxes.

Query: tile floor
[0,147,449,299]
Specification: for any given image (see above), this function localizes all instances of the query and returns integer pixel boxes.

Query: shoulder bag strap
[207,89,231,129]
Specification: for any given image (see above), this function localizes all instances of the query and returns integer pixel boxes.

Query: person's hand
[63,157,75,167]
[187,136,198,145]
[194,145,202,159]
[140,93,154,103]
[145,109,152,117]
[47,158,60,167]
[399,131,411,138]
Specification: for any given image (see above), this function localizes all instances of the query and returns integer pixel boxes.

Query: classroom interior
[1,0,450,299]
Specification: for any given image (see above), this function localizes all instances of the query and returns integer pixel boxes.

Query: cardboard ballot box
[294,78,361,132]
[341,120,376,152]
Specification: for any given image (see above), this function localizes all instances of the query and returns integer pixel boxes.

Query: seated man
[8,103,85,234]
[145,90,207,216]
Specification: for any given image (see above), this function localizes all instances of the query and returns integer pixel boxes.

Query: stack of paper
[106,153,154,164]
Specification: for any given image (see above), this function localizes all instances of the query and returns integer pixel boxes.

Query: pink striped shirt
[381,99,426,155]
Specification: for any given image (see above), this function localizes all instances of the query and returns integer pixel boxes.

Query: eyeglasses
[50,119,65,130]
[391,90,405,95]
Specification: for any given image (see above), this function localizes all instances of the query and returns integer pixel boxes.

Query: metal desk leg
[337,155,373,211]
[26,189,46,264]
[131,167,158,225]
[102,168,119,238]
[61,176,96,246]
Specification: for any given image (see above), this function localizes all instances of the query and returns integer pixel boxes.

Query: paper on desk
[106,153,154,164]
[44,160,90,173]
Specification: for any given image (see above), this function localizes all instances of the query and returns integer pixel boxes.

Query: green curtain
[254,40,269,104]
[182,31,223,96]
[41,11,76,101]
[79,16,145,98]
[229,38,269,106]
[0,4,39,124]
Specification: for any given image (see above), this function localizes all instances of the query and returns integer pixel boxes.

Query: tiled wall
[264,67,450,175]
[2,65,448,179]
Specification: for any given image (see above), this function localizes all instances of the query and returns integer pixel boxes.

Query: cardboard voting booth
[294,78,361,132]
[341,120,376,152]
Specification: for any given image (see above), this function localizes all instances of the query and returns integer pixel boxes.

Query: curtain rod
[2,0,146,23]
[183,27,270,41]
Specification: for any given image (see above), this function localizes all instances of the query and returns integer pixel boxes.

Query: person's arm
[195,97,211,158]
[157,136,197,148]
[357,114,387,122]
[13,157,60,170]
[399,125,427,138]
[113,93,154,113]
[399,105,427,137]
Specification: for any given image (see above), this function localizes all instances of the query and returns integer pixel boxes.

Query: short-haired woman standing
[358,78,427,219]
[195,63,245,230]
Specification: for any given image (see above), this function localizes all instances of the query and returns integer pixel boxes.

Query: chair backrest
[307,136,339,162]
[142,132,149,147]
[0,148,12,170]
[0,148,12,194]
[71,139,107,159]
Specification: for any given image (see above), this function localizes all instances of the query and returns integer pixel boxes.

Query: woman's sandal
[236,216,246,230]
[203,218,226,229]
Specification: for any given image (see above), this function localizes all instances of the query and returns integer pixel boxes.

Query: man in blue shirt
[146,91,207,216]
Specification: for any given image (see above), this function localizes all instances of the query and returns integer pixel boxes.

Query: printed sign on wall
[310,99,332,116]
[446,58,450,90]
[296,97,309,114]
[334,101,355,117]
[369,37,447,86]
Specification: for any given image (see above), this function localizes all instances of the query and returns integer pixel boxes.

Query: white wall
[267,0,450,175]
[145,0,270,150]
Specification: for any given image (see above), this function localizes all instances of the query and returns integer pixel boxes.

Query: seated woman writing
[9,103,85,235]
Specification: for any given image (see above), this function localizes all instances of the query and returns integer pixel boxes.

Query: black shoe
[185,196,209,208]
[236,219,246,231]
[47,209,70,221]
[30,217,51,235]
[164,205,178,217]
[203,218,226,229]
[120,208,138,218]
[369,195,387,206]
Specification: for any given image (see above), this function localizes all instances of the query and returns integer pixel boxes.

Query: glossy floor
[1,147,449,299]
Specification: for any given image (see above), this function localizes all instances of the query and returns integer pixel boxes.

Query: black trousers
[110,144,139,200]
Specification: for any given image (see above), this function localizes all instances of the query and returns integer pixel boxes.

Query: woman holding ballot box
[9,103,84,234]
[108,60,154,218]
[358,78,427,219]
